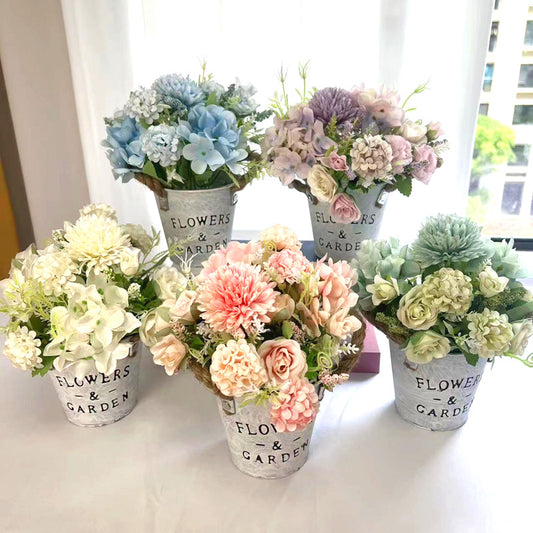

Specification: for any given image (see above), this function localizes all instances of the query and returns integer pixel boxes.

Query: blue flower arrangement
[102,67,271,190]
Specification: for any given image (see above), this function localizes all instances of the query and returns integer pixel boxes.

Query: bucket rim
[163,183,235,195]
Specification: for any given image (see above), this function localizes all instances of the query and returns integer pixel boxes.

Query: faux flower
[400,120,427,144]
[308,165,338,203]
[259,224,301,251]
[308,87,362,126]
[4,326,42,371]
[270,379,319,432]
[327,307,362,338]
[169,290,198,324]
[478,266,509,297]
[102,117,145,181]
[267,293,296,323]
[509,320,533,356]
[182,134,225,174]
[397,285,439,331]
[210,339,267,397]
[385,135,413,174]
[320,151,348,172]
[267,249,311,284]
[355,87,405,128]
[258,338,307,385]
[198,240,261,281]
[319,258,358,288]
[422,268,473,316]
[63,213,131,274]
[427,121,444,140]
[197,263,277,336]
[123,87,165,125]
[119,247,141,276]
[411,144,437,184]
[32,247,78,297]
[270,148,308,185]
[411,214,490,269]
[319,267,358,315]
[466,308,513,358]
[150,334,187,375]
[122,224,153,254]
[488,240,522,278]
[80,204,118,220]
[139,307,171,347]
[350,135,393,186]
[330,193,361,223]
[296,298,327,338]
[366,275,400,306]
[404,330,451,364]
[152,266,187,303]
[226,81,259,116]
[152,74,204,112]
[141,124,182,167]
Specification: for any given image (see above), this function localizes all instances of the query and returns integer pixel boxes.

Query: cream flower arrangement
[353,214,533,366]
[1,204,180,377]
[140,226,365,432]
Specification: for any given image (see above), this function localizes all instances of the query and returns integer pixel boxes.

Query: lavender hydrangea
[152,74,205,114]
[141,124,182,168]
[308,87,363,126]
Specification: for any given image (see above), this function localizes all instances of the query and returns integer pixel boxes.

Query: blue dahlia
[102,117,145,181]
[152,74,205,114]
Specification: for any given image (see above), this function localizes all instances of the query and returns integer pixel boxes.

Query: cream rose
[366,275,400,306]
[397,285,439,330]
[150,334,187,375]
[399,120,427,144]
[308,165,338,203]
[478,266,509,298]
[139,307,170,347]
[509,320,533,356]
[403,330,451,364]
[152,266,187,301]
[169,289,198,324]
[119,247,141,276]
[327,307,362,338]
[258,338,307,385]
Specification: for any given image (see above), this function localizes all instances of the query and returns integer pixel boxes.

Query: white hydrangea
[124,87,165,125]
[32,247,78,296]
[141,124,182,167]
[4,326,42,371]
[79,203,118,221]
[350,134,393,186]
[466,308,513,358]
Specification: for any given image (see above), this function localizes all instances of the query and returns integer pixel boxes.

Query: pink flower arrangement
[264,74,446,224]
[140,225,362,432]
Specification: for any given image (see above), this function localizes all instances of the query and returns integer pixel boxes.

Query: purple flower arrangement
[263,72,447,223]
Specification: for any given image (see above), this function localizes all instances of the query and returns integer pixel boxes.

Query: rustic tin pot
[308,184,389,261]
[49,341,141,427]
[389,341,487,431]
[217,396,314,479]
[155,184,237,272]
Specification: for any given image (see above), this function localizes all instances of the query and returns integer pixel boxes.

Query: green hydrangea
[422,268,473,317]
[488,239,522,278]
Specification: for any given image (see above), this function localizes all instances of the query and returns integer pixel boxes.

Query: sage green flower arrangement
[353,214,533,367]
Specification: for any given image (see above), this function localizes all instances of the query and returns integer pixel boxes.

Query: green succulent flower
[488,239,522,278]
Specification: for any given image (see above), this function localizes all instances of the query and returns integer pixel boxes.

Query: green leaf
[282,321,294,339]
[206,92,218,105]
[506,301,533,321]
[395,176,413,197]
[142,160,159,180]
[463,351,479,366]
[32,356,55,377]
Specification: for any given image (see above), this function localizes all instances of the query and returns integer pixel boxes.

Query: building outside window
[510,144,531,166]
[518,64,533,87]
[484,63,494,91]
[479,103,489,115]
[525,20,533,46]
[489,21,499,51]
[513,105,533,124]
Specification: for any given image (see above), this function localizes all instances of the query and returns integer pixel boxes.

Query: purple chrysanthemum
[308,88,363,127]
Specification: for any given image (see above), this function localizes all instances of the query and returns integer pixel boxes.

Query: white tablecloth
[1,332,531,533]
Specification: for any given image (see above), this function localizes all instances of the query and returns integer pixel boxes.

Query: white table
[1,331,531,533]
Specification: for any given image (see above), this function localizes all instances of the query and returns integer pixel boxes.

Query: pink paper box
[352,321,380,374]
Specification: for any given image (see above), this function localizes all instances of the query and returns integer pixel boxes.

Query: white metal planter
[389,341,487,431]
[308,184,389,261]
[217,396,314,479]
[155,185,237,272]
[49,342,141,427]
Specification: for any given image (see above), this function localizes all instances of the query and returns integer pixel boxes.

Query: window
[519,64,533,87]
[509,145,531,166]
[494,0,500,9]
[513,105,533,124]
[479,103,489,115]
[501,182,524,215]
[525,21,533,46]
[484,63,494,91]
[489,21,499,51]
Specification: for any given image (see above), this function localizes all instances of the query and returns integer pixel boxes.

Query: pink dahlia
[270,378,319,432]
[198,263,277,335]
[268,249,311,284]
[198,241,261,281]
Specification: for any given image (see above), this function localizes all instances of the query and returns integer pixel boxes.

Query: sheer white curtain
[61,0,492,242]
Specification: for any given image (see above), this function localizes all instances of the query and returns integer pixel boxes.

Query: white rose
[399,120,427,145]
[308,165,338,203]
[403,330,451,364]
[152,266,187,301]
[119,247,141,276]
[509,320,533,356]
[139,307,171,347]
[478,266,509,298]
[366,275,400,306]
[397,285,439,330]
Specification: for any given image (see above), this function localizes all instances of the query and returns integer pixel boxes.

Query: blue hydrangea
[102,117,145,181]
[200,79,225,99]
[141,124,182,168]
[152,74,205,114]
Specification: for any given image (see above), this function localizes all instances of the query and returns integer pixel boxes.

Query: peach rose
[296,298,328,338]
[327,307,362,338]
[258,338,307,385]
[259,225,301,251]
[169,290,198,324]
[267,293,296,323]
[319,271,357,315]
[150,334,187,376]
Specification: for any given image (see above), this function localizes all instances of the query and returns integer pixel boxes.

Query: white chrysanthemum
[124,87,165,125]
[466,308,513,358]
[32,249,78,296]
[79,203,117,221]
[4,326,42,371]
[63,214,131,274]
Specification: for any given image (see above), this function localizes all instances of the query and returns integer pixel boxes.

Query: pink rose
[386,135,413,174]
[169,290,197,323]
[329,193,361,224]
[296,298,327,338]
[258,338,307,385]
[150,334,187,376]
[427,121,444,139]
[327,307,362,338]
[320,151,348,172]
[412,144,437,184]
[319,270,357,315]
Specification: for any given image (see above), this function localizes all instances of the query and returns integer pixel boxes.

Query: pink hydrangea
[268,249,311,284]
[270,379,319,432]
[198,240,260,281]
[197,263,277,336]
[412,144,437,184]
[320,151,348,171]
[386,134,413,174]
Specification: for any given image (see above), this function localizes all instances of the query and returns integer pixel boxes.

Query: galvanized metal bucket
[155,185,237,272]
[217,396,314,479]
[389,341,487,431]
[49,341,140,427]
[308,184,389,261]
